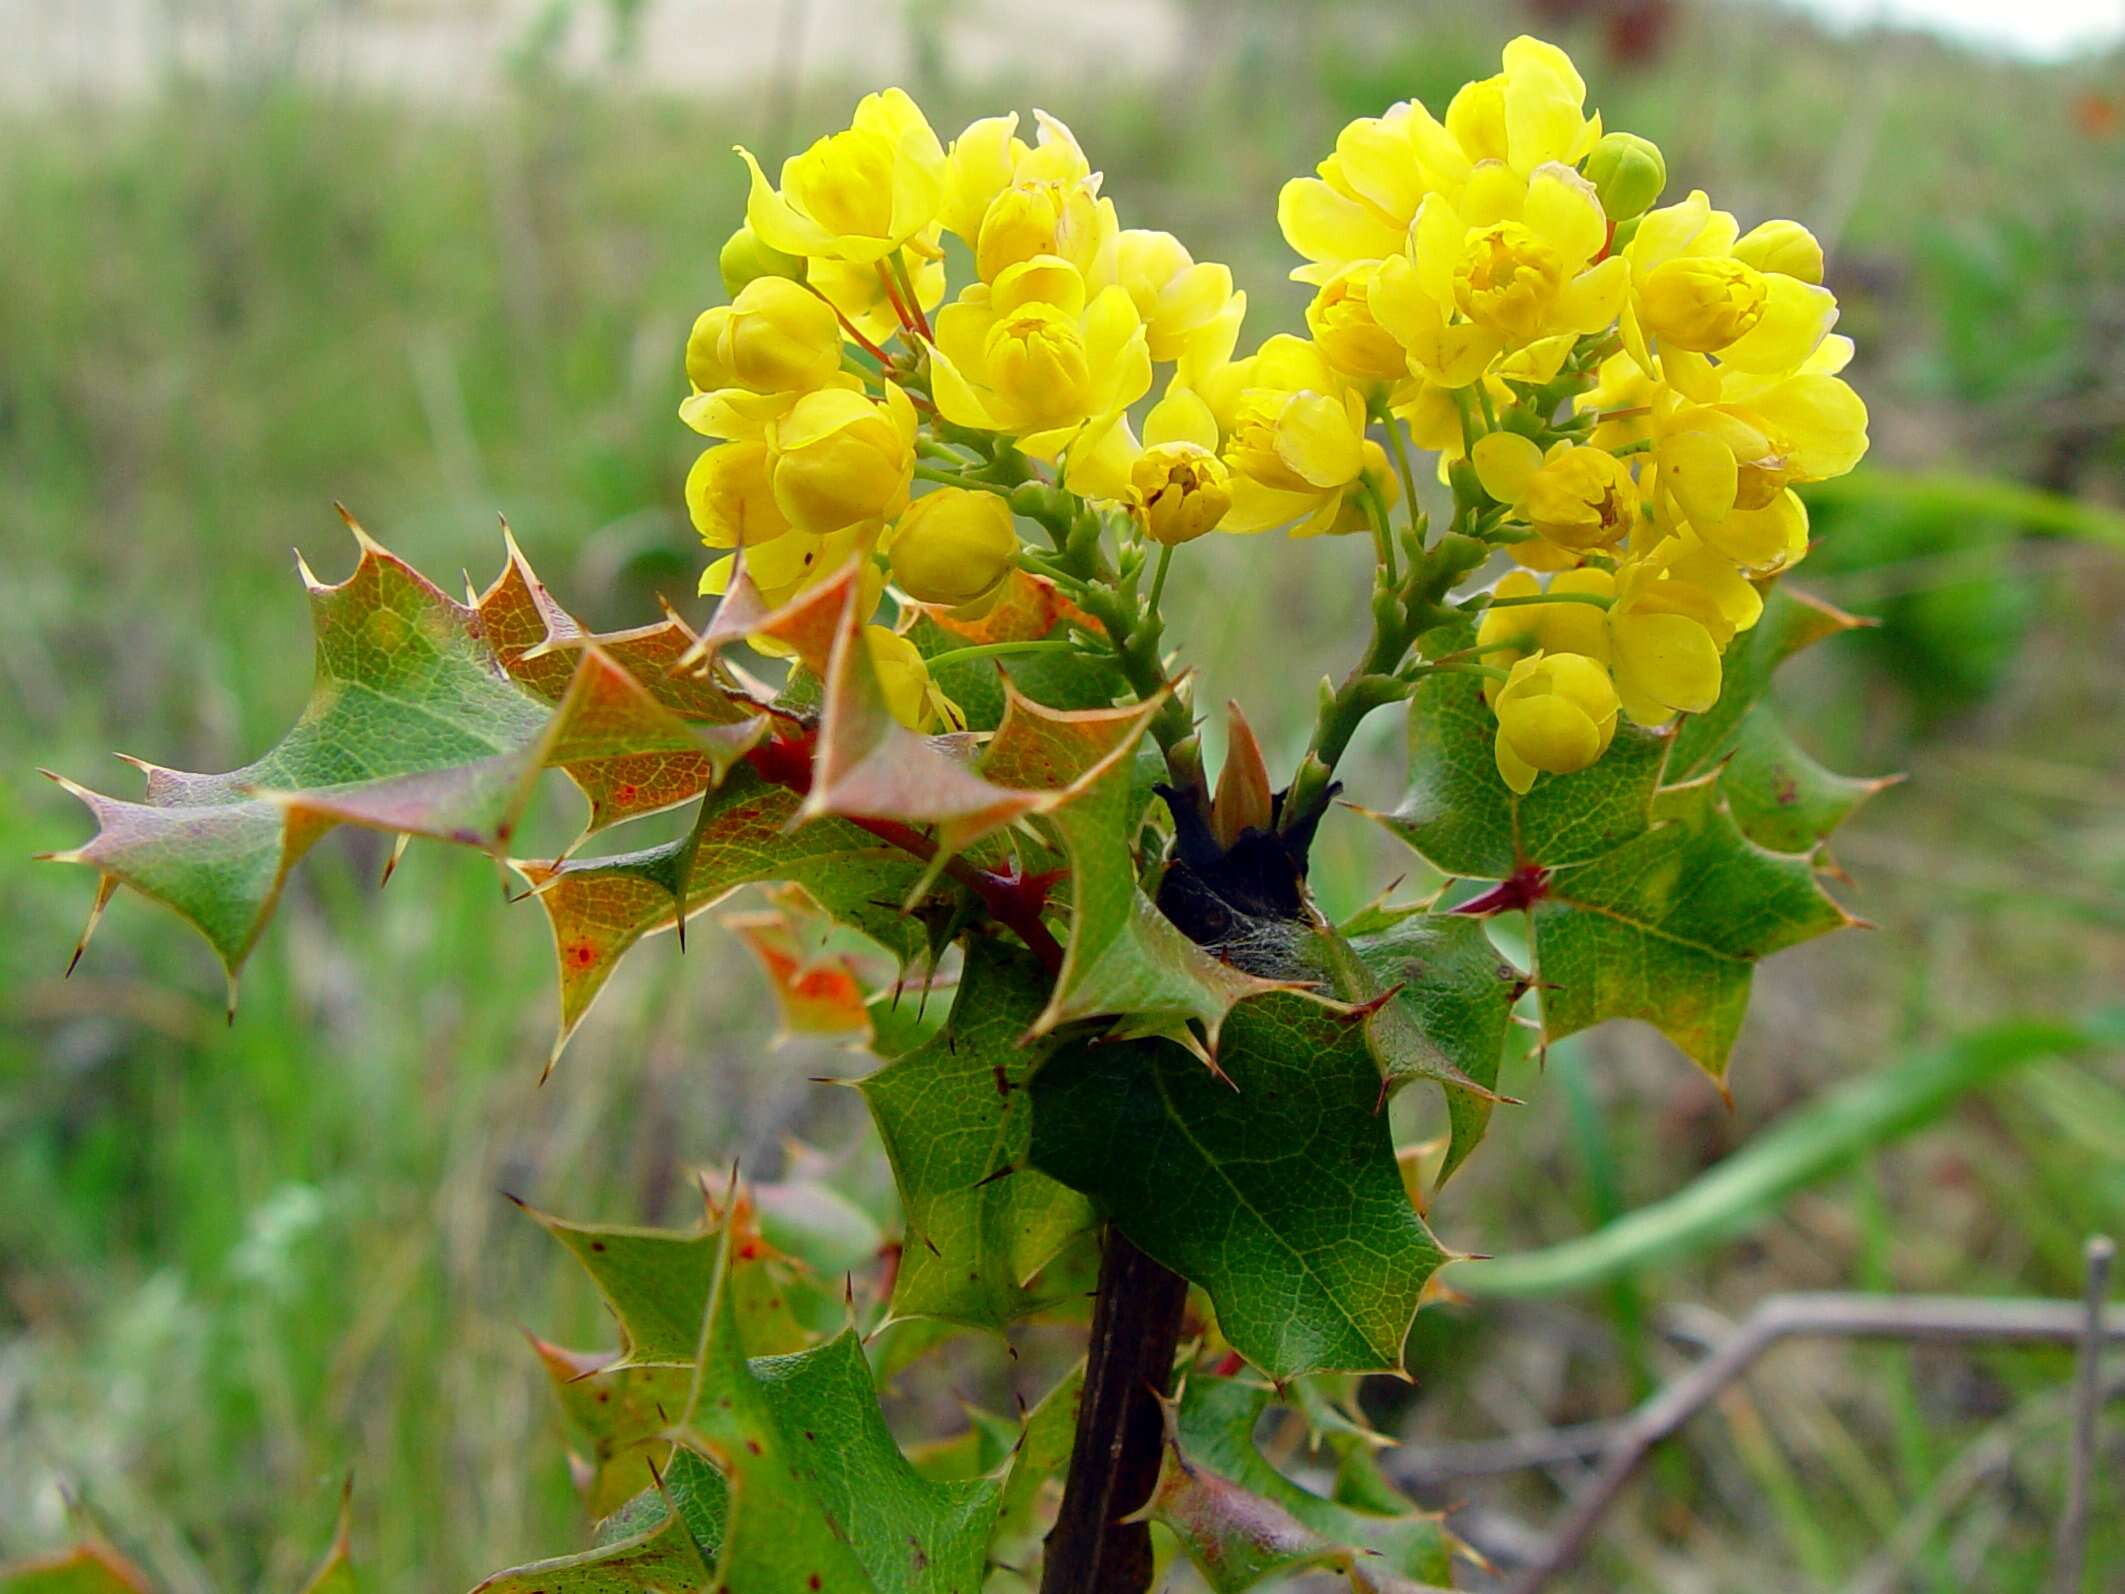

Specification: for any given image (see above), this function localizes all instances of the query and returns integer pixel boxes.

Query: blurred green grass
[4,1,2124,1588]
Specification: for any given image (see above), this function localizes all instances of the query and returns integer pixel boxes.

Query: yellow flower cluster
[1272,36,1868,790]
[676,41,1867,781]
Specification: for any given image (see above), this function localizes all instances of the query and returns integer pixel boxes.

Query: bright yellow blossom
[884,487,1019,610]
[927,257,1151,449]
[1492,650,1620,794]
[1472,433,1640,553]
[737,88,948,265]
[1207,335,1378,536]
[865,625,964,732]
[1476,569,1615,698]
[680,277,853,440]
[1115,229,1245,376]
[766,384,917,535]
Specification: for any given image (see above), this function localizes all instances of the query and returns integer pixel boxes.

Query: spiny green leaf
[44,522,761,1002]
[518,1197,823,1366]
[294,1479,357,1594]
[1321,914,1524,1186]
[1031,992,1447,1379]
[678,1223,1002,1593]
[1384,657,1672,883]
[470,1509,710,1594]
[531,1338,696,1517]
[0,1543,152,1594]
[1167,1376,1458,1588]
[1531,780,1855,1081]
[860,938,1094,1330]
[515,766,931,1060]
[996,1362,1084,1552]
[1717,709,1896,855]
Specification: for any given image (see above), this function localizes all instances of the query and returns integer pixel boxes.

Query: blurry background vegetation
[3,0,2122,1588]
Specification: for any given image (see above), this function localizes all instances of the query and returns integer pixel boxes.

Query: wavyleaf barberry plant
[39,36,1882,1593]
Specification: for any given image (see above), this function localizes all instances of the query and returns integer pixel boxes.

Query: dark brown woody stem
[1039,1228,1191,1594]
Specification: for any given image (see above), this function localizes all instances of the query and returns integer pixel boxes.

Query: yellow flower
[1446,36,1601,176]
[1648,336,1867,565]
[1492,650,1620,794]
[866,625,964,732]
[1624,191,1837,373]
[766,383,917,535]
[1211,335,1374,536]
[686,441,793,552]
[1278,99,1469,282]
[680,277,854,440]
[738,88,947,264]
[1472,433,1640,552]
[939,109,1095,244]
[1304,261,1410,385]
[1476,568,1615,698]
[1606,533,1762,724]
[927,257,1151,449]
[1132,441,1232,546]
[1115,229,1246,374]
[884,487,1018,609]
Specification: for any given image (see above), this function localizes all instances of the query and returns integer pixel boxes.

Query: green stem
[913,462,1014,496]
[922,638,1081,671]
[1361,480,1398,586]
[1381,409,1425,553]
[1145,542,1174,618]
[1482,591,1613,611]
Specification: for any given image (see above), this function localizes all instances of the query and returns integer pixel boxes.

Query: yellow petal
[1524,162,1606,268]
[1718,274,1838,374]
[1472,431,1544,504]
[739,145,834,258]
[1657,429,1739,526]
[1494,728,1540,794]
[1275,392,1365,488]
[1614,610,1721,717]
[1145,385,1220,451]
[1277,176,1402,268]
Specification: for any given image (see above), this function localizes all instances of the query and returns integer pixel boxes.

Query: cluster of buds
[678,37,1868,792]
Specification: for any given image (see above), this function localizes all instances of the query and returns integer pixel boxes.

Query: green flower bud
[718,224,805,299]
[1584,132,1666,222]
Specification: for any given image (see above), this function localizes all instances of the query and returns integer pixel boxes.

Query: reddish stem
[1452,863,1551,916]
[744,735,1066,975]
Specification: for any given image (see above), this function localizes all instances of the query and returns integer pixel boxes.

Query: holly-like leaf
[1318,914,1524,1186]
[43,520,761,1004]
[994,695,1291,1052]
[1382,661,1672,884]
[860,937,1094,1330]
[516,1196,821,1366]
[470,1508,710,1594]
[0,1543,152,1594]
[478,527,768,832]
[1030,992,1447,1379]
[1532,779,1857,1080]
[531,1338,697,1517]
[1717,709,1896,855]
[676,1223,1003,1593]
[515,767,931,1061]
[1150,1374,1458,1592]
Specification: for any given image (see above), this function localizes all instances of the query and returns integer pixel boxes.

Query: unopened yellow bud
[1492,650,1620,793]
[1583,132,1666,221]
[975,180,1112,284]
[886,487,1019,607]
[767,384,916,535]
[1731,219,1824,284]
[718,224,806,299]
[1637,255,1769,353]
[1131,442,1232,546]
[720,277,844,394]
[983,304,1094,431]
